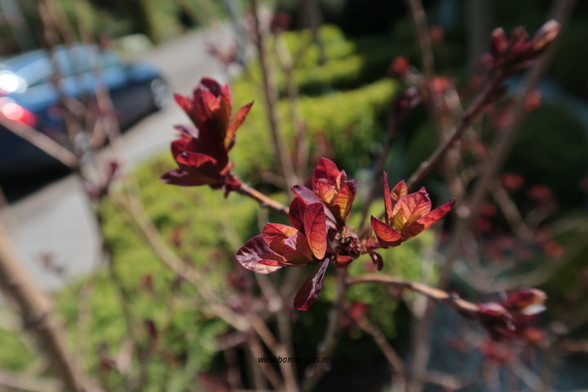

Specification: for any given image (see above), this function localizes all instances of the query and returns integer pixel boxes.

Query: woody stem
[237,182,290,215]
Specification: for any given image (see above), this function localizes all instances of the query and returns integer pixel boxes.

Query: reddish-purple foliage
[161,78,252,195]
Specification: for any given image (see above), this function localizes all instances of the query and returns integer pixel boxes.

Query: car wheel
[150,78,170,111]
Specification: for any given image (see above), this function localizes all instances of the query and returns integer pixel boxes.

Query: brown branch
[491,181,533,240]
[247,333,284,391]
[0,118,78,169]
[109,191,248,331]
[352,315,406,389]
[0,225,94,392]
[0,369,60,392]
[249,0,298,190]
[346,274,478,314]
[406,3,575,390]
[357,103,401,230]
[406,76,501,190]
[247,312,299,392]
[302,269,347,392]
[407,0,435,82]
[237,182,289,214]
[460,3,573,236]
[274,33,308,178]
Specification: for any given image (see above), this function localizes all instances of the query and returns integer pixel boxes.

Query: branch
[352,314,406,389]
[0,224,94,392]
[249,0,298,190]
[302,269,347,392]
[346,274,478,314]
[0,370,60,392]
[406,76,501,190]
[407,0,435,82]
[0,118,78,169]
[461,2,573,233]
[237,182,289,214]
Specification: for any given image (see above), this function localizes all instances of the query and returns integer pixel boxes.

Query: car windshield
[0,46,123,88]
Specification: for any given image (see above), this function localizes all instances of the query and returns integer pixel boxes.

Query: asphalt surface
[0,24,237,291]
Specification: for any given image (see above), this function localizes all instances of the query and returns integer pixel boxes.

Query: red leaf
[303,203,327,259]
[368,251,384,271]
[390,180,408,207]
[331,179,357,222]
[312,157,340,185]
[402,198,455,239]
[226,102,253,148]
[291,185,321,204]
[235,235,283,274]
[262,223,298,244]
[175,151,217,168]
[174,93,192,112]
[335,254,353,267]
[294,259,330,310]
[160,169,217,186]
[200,77,223,96]
[314,179,337,203]
[391,190,431,230]
[263,224,313,263]
[371,216,402,248]
[258,259,282,267]
[288,196,307,230]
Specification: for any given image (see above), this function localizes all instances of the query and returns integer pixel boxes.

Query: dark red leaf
[175,151,217,167]
[235,235,283,274]
[294,259,330,310]
[368,251,384,271]
[160,169,217,186]
[312,157,340,186]
[262,223,298,244]
[288,196,307,230]
[292,185,321,204]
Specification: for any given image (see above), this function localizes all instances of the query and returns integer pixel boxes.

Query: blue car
[0,44,168,176]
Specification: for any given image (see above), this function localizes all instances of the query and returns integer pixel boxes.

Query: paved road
[1,24,237,291]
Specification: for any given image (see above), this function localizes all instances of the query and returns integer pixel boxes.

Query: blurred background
[1,0,587,391]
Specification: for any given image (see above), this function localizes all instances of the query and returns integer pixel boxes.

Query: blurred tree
[0,0,35,52]
[466,0,493,71]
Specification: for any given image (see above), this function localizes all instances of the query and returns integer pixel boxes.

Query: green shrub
[246,26,395,96]
[230,78,397,181]
[0,328,35,372]
[540,213,588,335]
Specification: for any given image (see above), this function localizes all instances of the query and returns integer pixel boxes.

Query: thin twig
[247,333,284,391]
[274,33,308,179]
[346,274,478,314]
[237,182,289,214]
[406,76,501,190]
[302,269,347,392]
[460,0,575,236]
[0,118,78,169]
[352,314,406,389]
[407,3,575,391]
[249,0,298,190]
[357,105,400,230]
